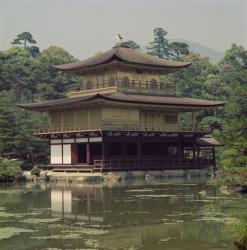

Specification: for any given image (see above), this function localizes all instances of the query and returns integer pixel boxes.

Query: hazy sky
[1,0,246,59]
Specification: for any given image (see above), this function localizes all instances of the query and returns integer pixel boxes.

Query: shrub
[228,221,247,250]
[0,157,23,177]
[209,175,247,186]
[30,166,40,177]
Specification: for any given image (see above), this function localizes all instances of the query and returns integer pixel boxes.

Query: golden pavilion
[18,43,225,173]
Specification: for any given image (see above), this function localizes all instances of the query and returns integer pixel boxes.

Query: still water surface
[0,178,246,250]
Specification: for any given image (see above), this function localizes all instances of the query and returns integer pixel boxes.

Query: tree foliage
[147,28,190,59]
[217,44,247,168]
[147,28,170,58]
[0,91,48,168]
[169,42,190,59]
[0,32,79,169]
[12,32,36,48]
[12,32,40,58]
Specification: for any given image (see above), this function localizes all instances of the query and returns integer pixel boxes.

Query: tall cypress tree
[147,28,170,58]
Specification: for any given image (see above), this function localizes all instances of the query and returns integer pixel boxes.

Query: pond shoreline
[20,168,214,184]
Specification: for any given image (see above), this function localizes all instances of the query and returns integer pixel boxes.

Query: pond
[0,178,246,250]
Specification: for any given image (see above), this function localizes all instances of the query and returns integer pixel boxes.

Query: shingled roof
[53,44,191,72]
[18,91,225,111]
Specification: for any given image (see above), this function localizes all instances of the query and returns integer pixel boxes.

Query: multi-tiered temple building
[18,43,225,173]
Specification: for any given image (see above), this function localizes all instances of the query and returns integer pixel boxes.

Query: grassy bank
[211,167,247,250]
[210,167,247,188]
[227,221,247,250]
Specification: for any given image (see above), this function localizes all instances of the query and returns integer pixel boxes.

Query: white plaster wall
[63,144,71,164]
[50,144,62,164]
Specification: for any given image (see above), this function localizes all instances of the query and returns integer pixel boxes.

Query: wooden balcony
[67,79,177,96]
[34,120,210,135]
[94,158,213,172]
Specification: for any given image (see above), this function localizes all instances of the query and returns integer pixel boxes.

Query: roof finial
[116,33,124,44]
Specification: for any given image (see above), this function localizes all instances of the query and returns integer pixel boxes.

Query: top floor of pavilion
[54,43,192,97]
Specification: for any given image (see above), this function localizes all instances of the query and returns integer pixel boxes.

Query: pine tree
[147,28,170,58]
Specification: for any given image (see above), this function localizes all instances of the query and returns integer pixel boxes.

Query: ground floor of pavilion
[37,130,219,173]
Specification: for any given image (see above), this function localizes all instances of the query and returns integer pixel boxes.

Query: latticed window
[86,80,93,89]
[148,79,158,89]
[109,77,116,87]
[122,77,130,88]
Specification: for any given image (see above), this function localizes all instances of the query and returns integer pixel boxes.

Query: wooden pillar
[197,146,200,159]
[177,137,181,162]
[61,112,64,131]
[192,135,196,164]
[212,146,216,172]
[137,140,142,168]
[61,138,64,165]
[87,194,91,214]
[177,135,184,162]
[102,141,106,162]
[163,143,168,157]
[180,140,184,160]
[86,142,91,165]
[71,143,78,164]
[49,139,51,165]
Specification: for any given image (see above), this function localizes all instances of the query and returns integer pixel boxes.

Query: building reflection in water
[51,185,105,223]
[51,189,72,216]
[50,182,229,249]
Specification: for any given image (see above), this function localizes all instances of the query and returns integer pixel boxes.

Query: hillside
[172,39,224,63]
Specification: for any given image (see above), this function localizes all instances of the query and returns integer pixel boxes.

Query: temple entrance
[77,144,86,163]
[91,143,102,162]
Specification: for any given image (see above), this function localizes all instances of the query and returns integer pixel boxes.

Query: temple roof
[53,44,191,72]
[18,91,225,112]
[196,136,221,146]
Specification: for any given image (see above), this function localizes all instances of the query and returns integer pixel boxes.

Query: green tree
[217,44,247,168]
[11,32,36,49]
[147,28,170,58]
[169,41,190,59]
[0,47,36,102]
[33,46,80,100]
[11,32,40,58]
[0,91,48,168]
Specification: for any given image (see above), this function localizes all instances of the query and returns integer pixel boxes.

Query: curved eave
[17,95,97,111]
[100,95,226,108]
[196,137,222,146]
[17,93,226,112]
[53,60,192,73]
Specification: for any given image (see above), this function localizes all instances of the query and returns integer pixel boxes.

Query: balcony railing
[94,158,213,171]
[34,120,210,134]
[68,79,177,95]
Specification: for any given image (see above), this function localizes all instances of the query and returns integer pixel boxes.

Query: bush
[30,166,40,177]
[0,157,23,177]
[227,221,247,250]
[209,175,247,186]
